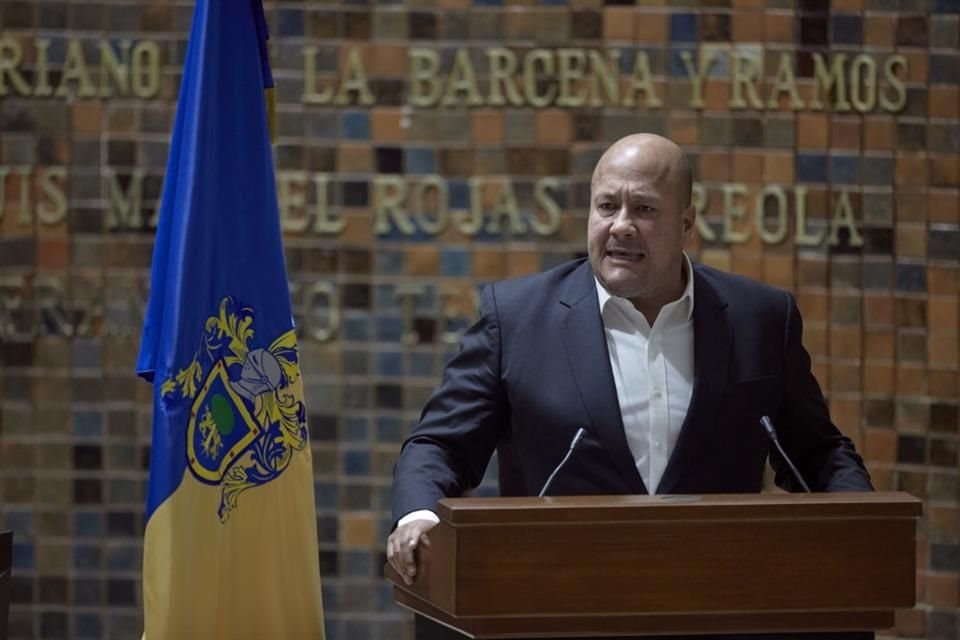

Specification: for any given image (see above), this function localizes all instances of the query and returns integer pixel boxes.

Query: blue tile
[74,511,103,538]
[343,450,370,475]
[342,416,369,442]
[73,544,101,570]
[896,264,926,292]
[277,9,304,36]
[341,111,369,140]
[342,312,370,341]
[375,316,404,341]
[376,350,403,376]
[861,157,894,186]
[830,155,860,185]
[105,545,139,571]
[375,284,399,310]
[474,0,503,5]
[440,248,471,276]
[314,482,337,510]
[376,416,404,442]
[933,0,960,13]
[72,339,101,368]
[408,352,435,377]
[3,510,32,535]
[73,578,102,606]
[72,411,101,437]
[930,54,960,83]
[405,147,436,174]
[448,180,470,208]
[374,249,404,275]
[540,0,567,5]
[670,14,699,43]
[669,48,697,77]
[831,15,862,45]
[796,154,828,183]
[343,550,374,576]
[12,543,33,570]
[72,613,102,639]
[308,111,338,139]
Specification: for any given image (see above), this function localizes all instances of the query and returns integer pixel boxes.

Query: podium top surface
[436,491,921,525]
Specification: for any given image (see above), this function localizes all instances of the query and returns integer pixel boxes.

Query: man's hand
[386,519,437,585]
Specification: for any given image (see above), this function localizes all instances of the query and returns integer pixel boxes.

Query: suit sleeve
[772,291,874,492]
[391,285,509,524]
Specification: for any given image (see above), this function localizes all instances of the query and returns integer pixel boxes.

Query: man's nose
[609,209,636,237]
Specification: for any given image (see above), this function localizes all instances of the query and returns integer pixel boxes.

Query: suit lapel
[656,266,731,494]
[560,262,647,494]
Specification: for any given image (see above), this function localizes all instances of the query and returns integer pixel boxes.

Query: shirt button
[653,390,663,399]
[654,441,663,450]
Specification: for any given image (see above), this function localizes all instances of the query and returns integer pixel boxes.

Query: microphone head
[759,416,777,439]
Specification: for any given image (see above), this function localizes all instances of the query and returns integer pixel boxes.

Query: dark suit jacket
[394,258,872,521]
[394,259,874,640]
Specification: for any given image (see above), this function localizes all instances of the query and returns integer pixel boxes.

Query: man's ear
[681,203,696,238]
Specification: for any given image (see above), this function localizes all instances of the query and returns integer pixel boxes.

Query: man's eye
[597,202,617,213]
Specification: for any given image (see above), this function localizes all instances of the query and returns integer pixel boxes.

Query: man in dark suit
[387,134,873,640]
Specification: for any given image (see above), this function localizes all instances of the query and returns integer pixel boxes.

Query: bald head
[592,134,693,207]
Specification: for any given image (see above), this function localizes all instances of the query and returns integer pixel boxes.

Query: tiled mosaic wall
[0,0,958,638]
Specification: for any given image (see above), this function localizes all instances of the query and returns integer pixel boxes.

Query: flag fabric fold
[137,1,324,637]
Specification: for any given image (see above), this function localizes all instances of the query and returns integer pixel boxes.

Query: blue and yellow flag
[136,1,324,637]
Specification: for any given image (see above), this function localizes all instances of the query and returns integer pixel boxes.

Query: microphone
[760,416,811,493]
[538,428,586,498]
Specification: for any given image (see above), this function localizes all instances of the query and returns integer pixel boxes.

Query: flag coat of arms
[136,1,324,637]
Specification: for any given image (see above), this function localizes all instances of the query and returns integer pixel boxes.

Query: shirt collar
[596,253,695,322]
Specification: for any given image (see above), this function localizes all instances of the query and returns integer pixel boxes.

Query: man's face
[587,144,694,303]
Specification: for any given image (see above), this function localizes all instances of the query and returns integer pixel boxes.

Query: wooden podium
[385,492,921,638]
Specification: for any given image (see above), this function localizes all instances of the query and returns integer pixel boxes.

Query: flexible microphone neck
[760,416,811,493]
[538,428,586,498]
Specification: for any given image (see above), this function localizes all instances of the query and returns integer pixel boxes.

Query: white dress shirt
[596,254,695,493]
[398,255,696,526]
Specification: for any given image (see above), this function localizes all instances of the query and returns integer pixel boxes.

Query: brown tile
[895,154,929,188]
[797,291,828,323]
[931,155,960,188]
[368,44,408,76]
[830,398,860,436]
[762,253,794,288]
[764,13,793,43]
[807,328,829,360]
[863,15,896,47]
[732,153,764,183]
[470,110,504,145]
[830,118,861,151]
[929,86,960,119]
[902,52,928,85]
[634,12,667,43]
[733,12,764,42]
[929,332,959,368]
[926,504,959,539]
[928,265,959,295]
[763,152,794,183]
[925,574,960,608]
[337,144,372,173]
[831,326,864,360]
[863,363,895,394]
[929,371,959,399]
[863,117,896,151]
[927,191,959,225]
[71,102,101,134]
[895,224,927,259]
[340,213,374,244]
[37,239,69,269]
[865,329,896,359]
[668,114,700,146]
[472,248,506,279]
[698,151,733,182]
[370,108,406,141]
[339,514,375,548]
[894,607,926,637]
[864,294,895,328]
[862,427,896,464]
[928,297,959,333]
[703,81,732,112]
[405,246,439,275]
[508,250,540,277]
[796,113,829,149]
[832,0,863,9]
[895,192,927,223]
[603,8,634,40]
[897,365,928,395]
[830,363,860,393]
[535,110,572,146]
